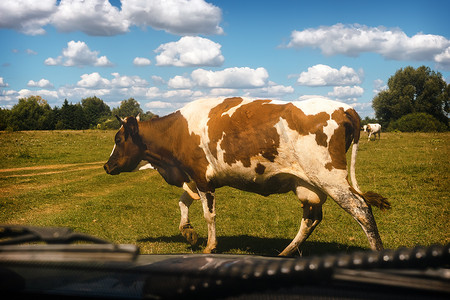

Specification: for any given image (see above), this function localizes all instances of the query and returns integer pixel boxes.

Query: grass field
[0,130,448,256]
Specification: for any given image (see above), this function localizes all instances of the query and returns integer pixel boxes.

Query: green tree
[55,99,87,130]
[372,66,449,128]
[0,107,10,130]
[8,95,55,130]
[81,96,111,128]
[112,98,143,117]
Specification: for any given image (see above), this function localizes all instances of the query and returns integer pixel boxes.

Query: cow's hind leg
[198,190,217,253]
[179,192,198,246]
[326,185,383,251]
[279,186,327,256]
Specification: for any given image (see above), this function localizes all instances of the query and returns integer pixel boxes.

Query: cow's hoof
[203,246,217,254]
[180,225,198,245]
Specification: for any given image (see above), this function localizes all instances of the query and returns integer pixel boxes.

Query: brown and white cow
[364,123,382,141]
[104,97,390,256]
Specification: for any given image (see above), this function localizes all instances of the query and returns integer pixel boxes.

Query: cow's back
[179,97,358,193]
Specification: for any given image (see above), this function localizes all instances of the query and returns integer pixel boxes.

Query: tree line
[0,66,448,132]
[0,96,156,131]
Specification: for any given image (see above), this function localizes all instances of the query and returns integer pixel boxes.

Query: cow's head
[104,115,146,175]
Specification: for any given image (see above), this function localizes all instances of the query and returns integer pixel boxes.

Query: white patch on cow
[183,182,200,200]
[180,98,220,137]
[132,161,154,172]
[109,144,116,157]
[293,98,352,116]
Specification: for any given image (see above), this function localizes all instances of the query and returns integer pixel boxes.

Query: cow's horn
[115,115,125,124]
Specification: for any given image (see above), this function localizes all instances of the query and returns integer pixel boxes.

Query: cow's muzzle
[104,163,119,175]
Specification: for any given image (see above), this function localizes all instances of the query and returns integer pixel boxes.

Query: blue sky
[1,0,449,118]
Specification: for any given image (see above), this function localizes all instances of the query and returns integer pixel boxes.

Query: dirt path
[0,161,105,178]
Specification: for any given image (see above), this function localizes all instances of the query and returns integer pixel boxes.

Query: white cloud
[191,67,269,88]
[0,89,17,103]
[298,95,334,102]
[45,40,113,67]
[151,76,165,85]
[133,57,151,66]
[77,72,110,88]
[155,36,224,67]
[163,89,196,99]
[0,0,223,36]
[0,77,9,87]
[122,0,223,35]
[27,78,54,88]
[146,87,162,98]
[328,86,364,99]
[373,79,387,95]
[208,88,238,96]
[168,75,194,89]
[0,0,55,35]
[18,88,58,100]
[110,72,148,88]
[297,64,362,86]
[51,0,129,36]
[57,86,111,100]
[145,101,175,109]
[244,82,294,98]
[435,47,450,70]
[287,24,450,65]
[26,49,37,55]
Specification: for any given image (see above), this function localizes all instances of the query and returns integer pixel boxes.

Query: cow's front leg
[179,192,198,245]
[198,190,217,253]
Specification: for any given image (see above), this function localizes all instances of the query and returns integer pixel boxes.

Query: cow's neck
[138,112,184,162]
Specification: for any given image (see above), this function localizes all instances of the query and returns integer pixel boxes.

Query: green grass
[0,130,448,256]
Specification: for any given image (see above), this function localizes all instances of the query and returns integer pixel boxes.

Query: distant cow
[104,97,390,256]
[364,123,381,141]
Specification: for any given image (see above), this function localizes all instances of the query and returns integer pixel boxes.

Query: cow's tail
[348,110,391,211]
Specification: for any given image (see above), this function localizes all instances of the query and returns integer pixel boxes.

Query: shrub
[390,112,448,132]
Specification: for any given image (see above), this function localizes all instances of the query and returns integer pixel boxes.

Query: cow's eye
[115,138,121,144]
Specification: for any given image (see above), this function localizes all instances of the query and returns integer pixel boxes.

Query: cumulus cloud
[297,64,362,86]
[0,0,223,36]
[287,24,450,66]
[27,78,54,88]
[76,72,149,90]
[110,72,148,87]
[133,57,151,66]
[0,77,9,87]
[77,72,110,88]
[373,79,387,95]
[191,67,269,88]
[26,49,38,55]
[435,47,450,70]
[18,88,58,100]
[297,95,334,102]
[244,82,294,98]
[51,0,129,36]
[122,0,223,35]
[328,85,364,99]
[45,40,113,67]
[155,36,224,67]
[168,75,194,89]
[0,0,55,35]
[145,101,175,109]
[151,76,165,85]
